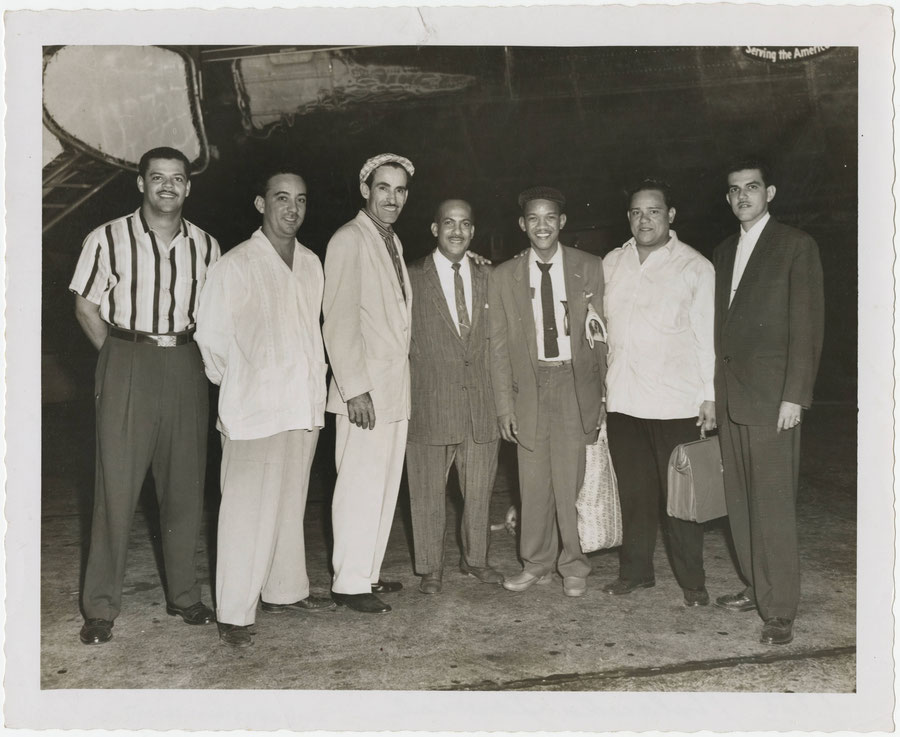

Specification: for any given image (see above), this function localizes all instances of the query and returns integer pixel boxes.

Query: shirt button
[723,356,731,363]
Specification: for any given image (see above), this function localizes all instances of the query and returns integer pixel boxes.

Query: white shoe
[563,576,587,597]
[502,570,553,592]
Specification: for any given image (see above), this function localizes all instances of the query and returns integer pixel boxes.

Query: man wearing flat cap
[488,186,607,597]
[323,153,415,614]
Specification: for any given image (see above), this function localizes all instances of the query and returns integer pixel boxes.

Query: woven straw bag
[576,424,622,553]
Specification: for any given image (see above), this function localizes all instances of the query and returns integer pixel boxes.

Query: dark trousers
[517,363,593,578]
[81,336,208,621]
[718,414,802,620]
[606,412,706,591]
[406,431,500,574]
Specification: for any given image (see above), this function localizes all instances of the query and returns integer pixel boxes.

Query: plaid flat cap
[517,186,566,210]
[359,153,415,183]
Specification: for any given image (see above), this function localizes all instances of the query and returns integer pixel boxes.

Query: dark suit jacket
[713,217,825,426]
[488,245,607,451]
[407,254,499,445]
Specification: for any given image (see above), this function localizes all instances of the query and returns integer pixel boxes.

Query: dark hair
[364,161,411,189]
[432,199,474,225]
[254,165,306,199]
[725,157,773,187]
[517,186,566,213]
[138,147,192,179]
[626,178,674,209]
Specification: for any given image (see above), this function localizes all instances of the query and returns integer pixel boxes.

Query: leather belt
[538,359,572,367]
[109,326,195,348]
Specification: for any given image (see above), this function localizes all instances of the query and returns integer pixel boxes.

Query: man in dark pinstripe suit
[405,199,503,594]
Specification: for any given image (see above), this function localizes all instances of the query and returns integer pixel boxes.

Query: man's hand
[466,251,492,266]
[696,400,717,438]
[74,294,108,351]
[498,413,518,443]
[777,401,803,432]
[347,392,376,430]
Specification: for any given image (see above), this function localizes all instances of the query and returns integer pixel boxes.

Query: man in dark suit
[489,186,607,598]
[713,159,824,645]
[406,199,503,594]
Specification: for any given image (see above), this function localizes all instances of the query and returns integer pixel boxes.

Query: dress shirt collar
[433,247,470,278]
[623,231,678,260]
[360,207,395,237]
[529,243,563,271]
[739,211,770,242]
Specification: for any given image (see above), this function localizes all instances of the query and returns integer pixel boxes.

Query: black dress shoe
[418,572,443,594]
[683,586,710,607]
[714,590,756,613]
[166,601,215,625]
[260,595,337,613]
[332,592,391,613]
[217,622,254,647]
[371,579,403,594]
[761,617,794,645]
[601,577,655,595]
[79,618,113,645]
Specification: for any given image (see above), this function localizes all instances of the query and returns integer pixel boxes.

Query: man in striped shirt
[69,146,220,645]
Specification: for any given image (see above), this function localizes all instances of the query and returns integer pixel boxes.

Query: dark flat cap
[518,186,566,210]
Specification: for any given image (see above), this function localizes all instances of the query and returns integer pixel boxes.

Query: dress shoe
[460,562,504,585]
[79,618,113,645]
[563,576,587,597]
[760,617,794,645]
[260,595,336,613]
[714,590,756,613]
[371,579,403,594]
[502,570,553,592]
[601,577,655,595]
[332,592,391,613]
[166,601,215,625]
[217,622,253,647]
[418,572,443,594]
[683,586,710,607]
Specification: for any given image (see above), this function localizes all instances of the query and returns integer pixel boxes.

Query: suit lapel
[511,251,538,373]
[719,235,739,327]
[728,219,776,321]
[423,253,462,341]
[469,263,487,340]
[561,247,586,349]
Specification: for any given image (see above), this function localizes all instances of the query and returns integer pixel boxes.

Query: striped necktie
[363,210,407,301]
[451,262,471,340]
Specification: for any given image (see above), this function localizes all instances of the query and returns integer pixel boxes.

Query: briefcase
[666,435,727,523]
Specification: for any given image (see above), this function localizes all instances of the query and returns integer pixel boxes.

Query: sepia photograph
[4,2,895,732]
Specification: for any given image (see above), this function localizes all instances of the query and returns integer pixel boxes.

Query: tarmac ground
[39,402,857,697]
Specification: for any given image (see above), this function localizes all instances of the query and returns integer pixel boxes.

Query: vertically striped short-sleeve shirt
[69,208,221,334]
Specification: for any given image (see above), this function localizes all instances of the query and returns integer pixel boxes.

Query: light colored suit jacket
[407,253,498,446]
[323,210,412,423]
[488,245,608,451]
[713,217,824,426]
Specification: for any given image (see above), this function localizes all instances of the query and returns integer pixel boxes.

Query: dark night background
[42,45,857,405]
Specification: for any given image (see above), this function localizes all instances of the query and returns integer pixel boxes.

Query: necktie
[451,262,471,340]
[364,210,407,301]
[536,262,559,358]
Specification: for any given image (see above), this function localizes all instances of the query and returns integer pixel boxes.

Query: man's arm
[322,227,375,412]
[487,271,517,443]
[782,234,825,408]
[690,259,717,434]
[74,295,107,351]
[193,260,232,386]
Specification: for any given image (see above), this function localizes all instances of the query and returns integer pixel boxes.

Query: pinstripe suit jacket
[407,253,499,445]
[713,217,824,426]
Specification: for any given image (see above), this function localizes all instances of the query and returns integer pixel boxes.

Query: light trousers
[216,428,319,626]
[331,415,408,594]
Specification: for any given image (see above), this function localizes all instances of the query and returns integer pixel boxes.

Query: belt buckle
[156,335,177,348]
